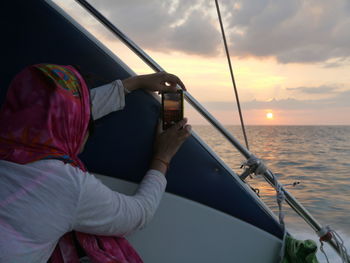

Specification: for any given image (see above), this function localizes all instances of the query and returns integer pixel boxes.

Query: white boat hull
[97,174,283,263]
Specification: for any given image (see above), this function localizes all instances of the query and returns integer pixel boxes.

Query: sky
[57,0,350,125]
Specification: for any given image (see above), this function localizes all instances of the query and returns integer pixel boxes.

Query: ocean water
[193,125,350,263]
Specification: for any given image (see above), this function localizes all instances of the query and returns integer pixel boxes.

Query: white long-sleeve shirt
[0,81,167,263]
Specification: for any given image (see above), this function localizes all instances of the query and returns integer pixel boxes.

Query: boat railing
[72,0,349,261]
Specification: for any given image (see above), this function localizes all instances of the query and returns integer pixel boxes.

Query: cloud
[88,0,220,56]
[86,0,350,63]
[286,85,339,94]
[322,57,350,68]
[202,90,350,110]
[225,0,350,63]
[168,10,221,55]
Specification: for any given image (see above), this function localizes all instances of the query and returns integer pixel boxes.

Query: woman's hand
[122,72,186,93]
[150,118,191,174]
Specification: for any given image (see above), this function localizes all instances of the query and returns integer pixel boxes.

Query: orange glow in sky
[57,0,350,125]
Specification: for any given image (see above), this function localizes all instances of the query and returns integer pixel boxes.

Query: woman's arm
[90,72,186,120]
[90,80,125,120]
[73,120,191,236]
[73,169,167,236]
[77,73,191,235]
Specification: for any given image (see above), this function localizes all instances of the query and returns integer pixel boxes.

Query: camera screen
[163,92,182,128]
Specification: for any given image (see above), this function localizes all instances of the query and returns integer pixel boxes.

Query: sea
[193,125,350,263]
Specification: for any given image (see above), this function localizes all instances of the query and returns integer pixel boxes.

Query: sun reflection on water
[193,125,350,236]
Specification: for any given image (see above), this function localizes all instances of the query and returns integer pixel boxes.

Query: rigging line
[214,0,250,150]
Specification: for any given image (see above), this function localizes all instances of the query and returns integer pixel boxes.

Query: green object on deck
[282,235,319,263]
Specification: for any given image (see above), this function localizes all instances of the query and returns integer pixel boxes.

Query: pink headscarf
[0,64,90,169]
[0,64,142,263]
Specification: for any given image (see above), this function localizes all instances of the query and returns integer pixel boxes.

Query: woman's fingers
[172,117,188,130]
[152,117,191,165]
[167,118,191,141]
[162,73,186,91]
[123,72,186,93]
[156,120,163,135]
[179,125,192,139]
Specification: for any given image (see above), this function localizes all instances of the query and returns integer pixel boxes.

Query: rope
[242,156,286,229]
[214,0,250,150]
[242,156,350,263]
[317,226,350,263]
[319,242,330,263]
[283,182,300,187]
[242,156,287,263]
[242,156,350,262]
[273,174,286,230]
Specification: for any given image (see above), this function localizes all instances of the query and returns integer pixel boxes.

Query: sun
[266,112,274,120]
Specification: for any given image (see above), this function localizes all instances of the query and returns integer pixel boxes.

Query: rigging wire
[214,0,250,150]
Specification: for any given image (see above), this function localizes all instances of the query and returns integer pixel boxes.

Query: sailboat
[0,0,348,262]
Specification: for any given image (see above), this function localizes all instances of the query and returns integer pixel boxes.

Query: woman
[0,64,191,262]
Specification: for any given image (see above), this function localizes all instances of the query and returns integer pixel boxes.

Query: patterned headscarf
[0,64,90,170]
[0,64,142,263]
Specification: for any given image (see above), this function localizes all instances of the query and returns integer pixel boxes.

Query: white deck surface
[96,174,283,263]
